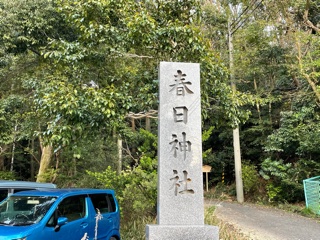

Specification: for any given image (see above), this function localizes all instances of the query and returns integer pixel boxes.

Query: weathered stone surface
[146,62,218,240]
[157,62,203,225]
[146,224,219,240]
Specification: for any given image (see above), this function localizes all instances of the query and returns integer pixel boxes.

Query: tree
[36,0,250,180]
[1,0,272,197]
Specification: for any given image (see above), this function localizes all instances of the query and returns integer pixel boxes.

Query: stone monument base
[146,224,219,240]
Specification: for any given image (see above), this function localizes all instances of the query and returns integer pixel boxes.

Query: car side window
[107,194,116,212]
[59,195,86,221]
[0,190,8,203]
[89,194,116,214]
[47,195,86,226]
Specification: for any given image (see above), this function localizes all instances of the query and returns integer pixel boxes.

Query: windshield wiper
[12,221,34,226]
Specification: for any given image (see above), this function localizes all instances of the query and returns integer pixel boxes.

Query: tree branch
[123,53,154,59]
[303,0,320,33]
[27,47,41,56]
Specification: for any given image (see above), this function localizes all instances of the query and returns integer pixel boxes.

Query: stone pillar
[146,62,219,240]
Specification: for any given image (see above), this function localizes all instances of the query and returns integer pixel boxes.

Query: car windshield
[0,196,56,226]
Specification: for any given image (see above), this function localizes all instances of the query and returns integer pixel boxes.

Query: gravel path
[206,200,320,240]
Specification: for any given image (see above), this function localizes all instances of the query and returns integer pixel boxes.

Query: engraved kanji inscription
[169,70,194,96]
[173,106,188,124]
[169,132,191,160]
[169,170,195,196]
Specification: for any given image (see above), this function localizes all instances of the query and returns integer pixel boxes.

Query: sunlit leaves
[27,74,131,146]
[0,0,74,55]
[0,0,255,172]
[0,95,26,144]
[265,105,320,158]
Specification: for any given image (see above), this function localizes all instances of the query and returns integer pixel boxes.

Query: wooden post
[146,116,151,131]
[228,17,244,203]
[202,165,212,192]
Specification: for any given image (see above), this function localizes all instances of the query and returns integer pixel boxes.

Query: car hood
[0,224,35,238]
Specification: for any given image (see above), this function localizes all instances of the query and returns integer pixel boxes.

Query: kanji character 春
[169,70,194,96]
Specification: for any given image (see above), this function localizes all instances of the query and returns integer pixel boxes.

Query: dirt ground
[206,200,320,240]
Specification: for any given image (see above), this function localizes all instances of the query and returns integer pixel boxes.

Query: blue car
[0,188,120,240]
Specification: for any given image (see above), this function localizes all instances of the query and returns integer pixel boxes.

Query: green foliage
[24,72,132,148]
[88,129,158,221]
[0,171,16,180]
[0,0,74,54]
[120,216,154,240]
[265,183,282,202]
[204,182,237,201]
[260,158,304,202]
[49,134,119,187]
[260,158,292,181]
[137,129,157,158]
[225,0,320,203]
[202,126,215,142]
[295,158,320,179]
[48,0,249,128]
[242,162,260,196]
[0,95,27,143]
[265,105,320,159]
[204,206,249,240]
[121,206,249,240]
[3,0,320,208]
[88,163,157,221]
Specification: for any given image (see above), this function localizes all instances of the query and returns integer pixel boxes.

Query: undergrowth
[205,206,249,240]
[120,207,248,240]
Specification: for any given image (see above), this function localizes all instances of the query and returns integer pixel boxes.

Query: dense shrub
[88,159,157,221]
[88,129,158,221]
[259,158,304,202]
[0,171,16,180]
[242,162,261,198]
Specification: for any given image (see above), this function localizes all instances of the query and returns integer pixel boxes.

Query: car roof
[0,180,56,189]
[11,188,115,198]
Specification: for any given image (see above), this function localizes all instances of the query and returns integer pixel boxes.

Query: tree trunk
[117,138,122,174]
[10,122,18,172]
[254,79,262,121]
[0,145,8,171]
[30,139,35,181]
[228,15,244,203]
[37,144,53,183]
[296,36,320,103]
[303,0,320,34]
[0,157,4,171]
